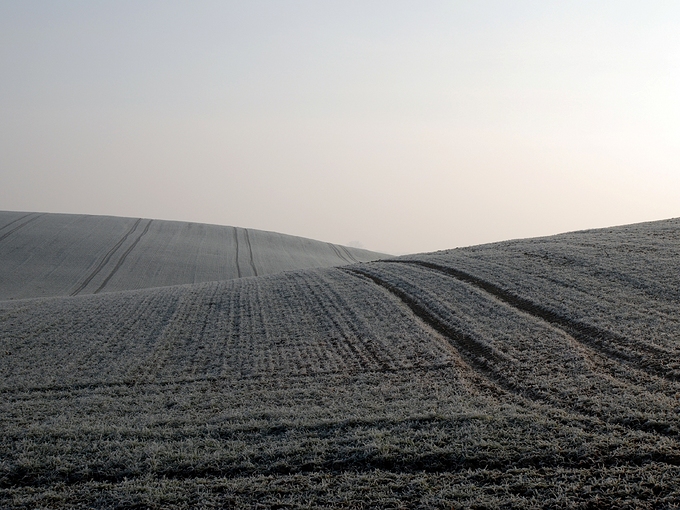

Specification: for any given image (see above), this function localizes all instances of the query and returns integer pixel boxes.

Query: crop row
[0,268,455,391]
[4,362,676,502]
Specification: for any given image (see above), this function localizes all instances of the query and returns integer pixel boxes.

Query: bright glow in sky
[2,1,679,254]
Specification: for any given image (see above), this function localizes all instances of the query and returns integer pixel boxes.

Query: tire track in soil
[233,227,242,278]
[0,213,42,243]
[94,220,153,294]
[343,268,510,389]
[328,243,353,264]
[0,212,34,233]
[243,228,258,276]
[343,266,680,438]
[390,259,678,382]
[339,245,360,263]
[70,218,142,296]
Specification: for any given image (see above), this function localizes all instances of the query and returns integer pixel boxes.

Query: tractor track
[388,259,678,382]
[343,267,520,395]
[243,228,258,276]
[232,227,242,278]
[339,245,360,263]
[328,243,353,264]
[94,220,153,294]
[0,213,42,243]
[70,219,142,296]
[0,212,35,233]
[343,265,680,438]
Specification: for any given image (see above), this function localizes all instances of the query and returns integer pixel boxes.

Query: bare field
[0,212,386,300]
[2,217,680,507]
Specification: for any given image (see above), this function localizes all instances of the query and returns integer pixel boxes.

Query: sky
[1,1,679,255]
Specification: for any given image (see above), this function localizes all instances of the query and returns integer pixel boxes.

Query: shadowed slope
[0,211,387,300]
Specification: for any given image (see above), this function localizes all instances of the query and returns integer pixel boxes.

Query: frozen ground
[0,212,386,300]
[2,216,680,508]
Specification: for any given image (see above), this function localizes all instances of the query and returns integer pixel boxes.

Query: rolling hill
[0,211,386,300]
[2,214,680,508]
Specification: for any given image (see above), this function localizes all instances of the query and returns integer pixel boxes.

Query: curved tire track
[343,266,680,438]
[94,220,153,294]
[342,268,514,392]
[389,259,678,382]
[70,218,142,296]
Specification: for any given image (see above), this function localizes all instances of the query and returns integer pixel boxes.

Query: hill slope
[0,211,387,300]
[2,218,680,507]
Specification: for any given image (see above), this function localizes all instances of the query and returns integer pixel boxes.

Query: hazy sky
[1,1,679,254]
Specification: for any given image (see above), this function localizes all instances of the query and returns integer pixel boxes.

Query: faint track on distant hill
[70,218,142,296]
[389,259,679,382]
[94,220,153,294]
[0,213,34,234]
[328,243,352,264]
[0,213,42,243]
[329,243,360,264]
[232,227,242,278]
[244,228,258,276]
[340,245,360,263]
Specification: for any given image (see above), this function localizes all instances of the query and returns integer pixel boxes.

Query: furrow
[94,219,153,294]
[390,259,678,381]
[289,275,356,373]
[0,364,458,396]
[318,276,394,371]
[243,228,258,276]
[170,286,221,379]
[233,227,242,278]
[4,437,680,491]
[70,218,142,296]
[303,279,381,372]
[0,213,41,243]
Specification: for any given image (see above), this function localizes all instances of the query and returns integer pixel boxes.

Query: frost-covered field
[0,212,386,300]
[2,218,680,508]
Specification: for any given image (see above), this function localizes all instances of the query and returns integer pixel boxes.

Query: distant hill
[0,211,388,299]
